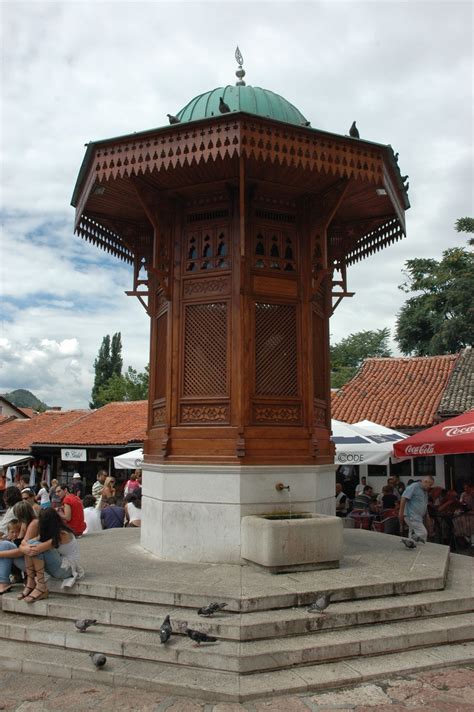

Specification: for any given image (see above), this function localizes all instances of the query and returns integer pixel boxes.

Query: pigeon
[349,121,360,138]
[197,602,228,617]
[404,181,410,192]
[394,152,399,162]
[302,120,311,127]
[167,113,180,125]
[160,614,172,644]
[219,97,231,114]
[401,538,417,549]
[90,652,107,669]
[186,628,218,647]
[307,592,332,614]
[401,175,409,183]
[74,619,97,633]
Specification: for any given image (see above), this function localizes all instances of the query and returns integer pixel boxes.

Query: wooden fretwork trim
[75,214,134,263]
[345,218,404,265]
[86,118,385,190]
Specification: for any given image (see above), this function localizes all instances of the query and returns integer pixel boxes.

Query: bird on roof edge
[349,121,360,138]
[219,97,231,114]
[167,113,180,125]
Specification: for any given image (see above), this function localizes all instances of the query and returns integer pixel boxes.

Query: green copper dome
[177,85,308,127]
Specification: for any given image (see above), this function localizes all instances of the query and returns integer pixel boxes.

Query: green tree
[95,365,149,405]
[455,217,474,246]
[90,332,123,408]
[395,243,474,356]
[330,328,391,388]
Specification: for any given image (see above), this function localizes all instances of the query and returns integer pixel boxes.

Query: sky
[0,0,472,409]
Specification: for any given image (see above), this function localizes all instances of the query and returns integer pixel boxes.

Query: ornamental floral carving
[183,276,230,298]
[253,405,301,423]
[153,406,166,425]
[181,404,229,423]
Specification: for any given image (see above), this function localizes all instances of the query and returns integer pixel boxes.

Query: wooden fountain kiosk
[72,53,409,563]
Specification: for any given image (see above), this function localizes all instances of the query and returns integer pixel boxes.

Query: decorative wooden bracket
[331,260,355,314]
[307,179,350,298]
[132,177,173,300]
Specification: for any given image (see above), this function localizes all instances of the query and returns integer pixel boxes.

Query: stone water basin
[241,512,343,573]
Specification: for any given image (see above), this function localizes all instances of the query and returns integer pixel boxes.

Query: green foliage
[455,217,474,246]
[2,389,49,412]
[95,365,149,405]
[90,333,123,408]
[330,328,391,388]
[395,246,474,356]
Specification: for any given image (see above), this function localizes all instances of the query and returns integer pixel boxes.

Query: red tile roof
[34,401,148,447]
[331,354,459,429]
[0,410,87,452]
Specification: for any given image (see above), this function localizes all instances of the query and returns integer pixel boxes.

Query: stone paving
[1,665,473,710]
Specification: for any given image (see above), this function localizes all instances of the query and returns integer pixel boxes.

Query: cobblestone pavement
[1,665,473,711]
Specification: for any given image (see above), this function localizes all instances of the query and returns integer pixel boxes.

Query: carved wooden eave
[72,113,409,269]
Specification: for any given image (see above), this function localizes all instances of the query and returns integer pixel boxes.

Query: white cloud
[0,0,472,407]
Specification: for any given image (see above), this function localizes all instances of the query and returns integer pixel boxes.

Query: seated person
[21,488,41,516]
[100,497,125,529]
[380,485,398,511]
[352,485,374,511]
[459,484,474,511]
[335,483,349,517]
[83,495,103,534]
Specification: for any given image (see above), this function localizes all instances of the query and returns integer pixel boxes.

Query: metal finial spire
[235,46,246,86]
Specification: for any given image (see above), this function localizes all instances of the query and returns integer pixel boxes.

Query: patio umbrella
[331,420,406,466]
[114,448,143,469]
[393,410,474,458]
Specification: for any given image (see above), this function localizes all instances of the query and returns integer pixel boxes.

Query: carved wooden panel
[182,302,228,397]
[313,399,327,427]
[154,312,167,401]
[253,403,301,424]
[253,275,297,299]
[184,224,231,274]
[253,226,297,273]
[153,403,166,426]
[183,276,231,300]
[255,303,298,397]
[180,404,229,424]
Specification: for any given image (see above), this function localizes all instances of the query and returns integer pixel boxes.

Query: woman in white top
[124,492,142,527]
[82,495,103,534]
[35,480,51,509]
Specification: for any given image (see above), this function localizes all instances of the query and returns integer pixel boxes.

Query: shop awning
[114,448,143,470]
[331,420,407,466]
[0,454,31,468]
[393,410,474,458]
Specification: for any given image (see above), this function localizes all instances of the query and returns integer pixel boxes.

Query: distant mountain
[2,389,50,412]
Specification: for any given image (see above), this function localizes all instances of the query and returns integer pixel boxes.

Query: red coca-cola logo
[442,423,474,437]
[405,443,435,455]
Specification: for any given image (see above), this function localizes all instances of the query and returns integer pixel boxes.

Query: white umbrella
[114,448,143,470]
[331,420,407,466]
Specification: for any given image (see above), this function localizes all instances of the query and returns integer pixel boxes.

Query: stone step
[2,584,473,642]
[0,637,473,702]
[39,531,449,613]
[1,608,472,673]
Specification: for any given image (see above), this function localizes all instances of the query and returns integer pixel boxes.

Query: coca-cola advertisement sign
[405,443,435,456]
[442,423,474,438]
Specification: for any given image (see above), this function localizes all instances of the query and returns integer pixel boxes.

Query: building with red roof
[0,402,147,493]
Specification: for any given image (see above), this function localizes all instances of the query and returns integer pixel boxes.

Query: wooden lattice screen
[155,312,167,400]
[255,303,298,396]
[183,302,228,396]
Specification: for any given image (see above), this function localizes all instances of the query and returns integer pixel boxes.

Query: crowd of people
[0,468,143,601]
[335,471,474,548]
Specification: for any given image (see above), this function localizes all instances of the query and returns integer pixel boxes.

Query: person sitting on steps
[18,508,81,603]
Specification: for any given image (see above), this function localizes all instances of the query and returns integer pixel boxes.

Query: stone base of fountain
[241,513,343,573]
